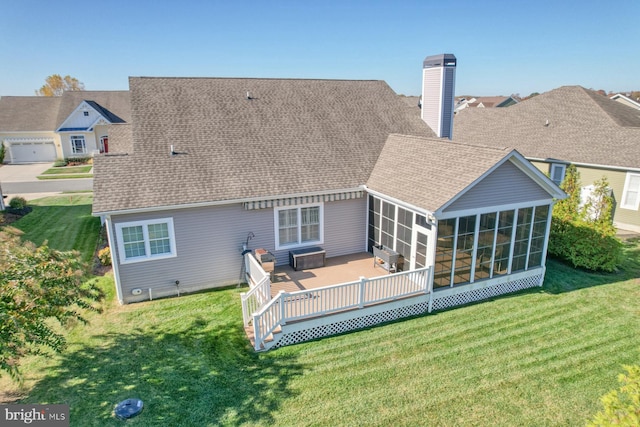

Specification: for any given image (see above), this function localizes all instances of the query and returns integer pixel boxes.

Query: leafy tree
[36,74,85,96]
[588,365,640,426]
[553,164,580,221]
[582,176,616,232]
[0,227,102,380]
[548,165,622,271]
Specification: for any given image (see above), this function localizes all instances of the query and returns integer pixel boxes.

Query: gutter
[528,157,640,174]
[93,186,366,217]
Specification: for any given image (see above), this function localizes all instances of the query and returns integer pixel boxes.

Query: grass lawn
[8,194,100,264]
[1,198,638,425]
[38,165,93,180]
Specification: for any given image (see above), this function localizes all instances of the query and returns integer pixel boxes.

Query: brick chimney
[421,54,456,139]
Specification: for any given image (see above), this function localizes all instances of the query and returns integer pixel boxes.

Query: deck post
[240,292,248,326]
[279,290,287,326]
[253,313,261,351]
[358,276,366,308]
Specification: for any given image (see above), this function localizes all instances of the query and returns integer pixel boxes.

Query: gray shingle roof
[93,77,435,213]
[454,86,640,170]
[0,96,62,131]
[0,91,130,132]
[105,124,133,154]
[367,134,512,212]
[56,91,130,127]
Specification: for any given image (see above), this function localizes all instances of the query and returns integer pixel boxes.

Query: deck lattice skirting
[274,297,431,349]
[430,270,544,312]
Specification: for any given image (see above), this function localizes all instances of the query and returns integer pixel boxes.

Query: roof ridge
[129,76,384,83]
[390,133,511,152]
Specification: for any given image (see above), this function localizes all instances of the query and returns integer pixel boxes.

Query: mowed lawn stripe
[11,195,100,264]
[271,276,639,426]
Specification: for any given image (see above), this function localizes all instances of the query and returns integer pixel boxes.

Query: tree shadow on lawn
[543,237,640,294]
[24,316,304,426]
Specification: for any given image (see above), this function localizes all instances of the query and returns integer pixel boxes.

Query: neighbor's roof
[0,96,62,131]
[367,134,515,212]
[55,91,131,126]
[0,91,130,133]
[454,86,640,170]
[92,77,435,213]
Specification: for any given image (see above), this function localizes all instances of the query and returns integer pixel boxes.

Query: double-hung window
[70,135,86,154]
[621,172,640,210]
[549,163,566,186]
[115,218,177,264]
[275,204,323,249]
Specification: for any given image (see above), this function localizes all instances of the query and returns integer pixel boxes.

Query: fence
[252,267,430,350]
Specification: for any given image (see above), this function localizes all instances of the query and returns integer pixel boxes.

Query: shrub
[98,247,111,266]
[549,218,623,272]
[549,166,623,272]
[67,157,92,166]
[8,197,27,210]
[53,159,68,167]
[587,365,640,426]
[0,143,5,163]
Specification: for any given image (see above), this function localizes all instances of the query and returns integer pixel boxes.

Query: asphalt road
[0,163,93,201]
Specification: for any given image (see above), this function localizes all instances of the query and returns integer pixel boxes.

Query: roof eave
[93,185,366,217]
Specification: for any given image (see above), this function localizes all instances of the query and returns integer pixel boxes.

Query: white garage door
[10,141,57,163]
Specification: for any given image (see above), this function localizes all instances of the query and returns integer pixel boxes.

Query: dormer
[56,100,117,133]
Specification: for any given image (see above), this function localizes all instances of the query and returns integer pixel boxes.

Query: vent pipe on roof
[421,53,456,139]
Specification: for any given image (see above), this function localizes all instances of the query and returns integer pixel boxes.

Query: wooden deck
[269,252,391,297]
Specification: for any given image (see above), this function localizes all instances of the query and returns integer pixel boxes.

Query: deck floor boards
[269,252,391,297]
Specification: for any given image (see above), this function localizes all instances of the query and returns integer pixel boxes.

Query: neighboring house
[455,85,640,232]
[93,54,564,317]
[0,91,130,163]
[455,95,518,113]
[610,93,640,111]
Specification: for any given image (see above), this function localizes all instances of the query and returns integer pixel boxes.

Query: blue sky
[1,0,638,97]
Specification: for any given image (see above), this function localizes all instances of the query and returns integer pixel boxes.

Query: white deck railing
[240,253,271,326]
[252,266,431,350]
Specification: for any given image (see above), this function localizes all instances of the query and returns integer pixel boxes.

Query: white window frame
[115,218,177,264]
[274,203,324,250]
[621,172,640,210]
[70,135,86,155]
[549,163,566,186]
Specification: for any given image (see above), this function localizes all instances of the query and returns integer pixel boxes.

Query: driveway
[0,162,53,182]
[0,163,93,201]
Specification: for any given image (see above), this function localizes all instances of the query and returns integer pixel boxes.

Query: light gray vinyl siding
[443,160,551,213]
[270,197,367,266]
[421,67,442,136]
[111,203,274,303]
[322,197,367,255]
[111,197,367,303]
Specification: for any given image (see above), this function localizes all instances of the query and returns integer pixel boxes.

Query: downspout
[104,215,124,304]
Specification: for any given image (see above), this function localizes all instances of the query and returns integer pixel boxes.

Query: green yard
[38,165,93,180]
[1,196,639,426]
[9,194,100,264]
